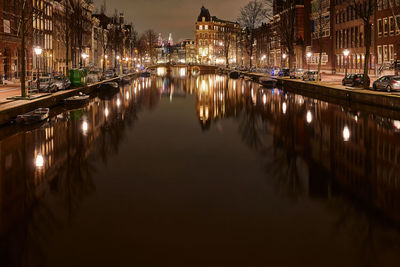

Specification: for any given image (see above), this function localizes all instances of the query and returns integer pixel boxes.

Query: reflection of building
[195,6,240,65]
[195,75,247,129]
[256,86,400,222]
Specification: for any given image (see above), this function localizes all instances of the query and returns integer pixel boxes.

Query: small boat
[120,76,132,84]
[100,81,119,89]
[141,71,151,77]
[16,108,49,124]
[259,76,275,87]
[229,71,240,79]
[64,93,90,105]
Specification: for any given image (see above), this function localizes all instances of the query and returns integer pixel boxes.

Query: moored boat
[259,76,276,87]
[16,108,50,124]
[64,93,90,105]
[100,81,119,89]
[229,71,240,79]
[140,71,151,77]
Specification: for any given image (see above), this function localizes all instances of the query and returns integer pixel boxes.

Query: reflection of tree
[238,99,264,150]
[51,118,96,220]
[0,79,159,267]
[326,196,400,265]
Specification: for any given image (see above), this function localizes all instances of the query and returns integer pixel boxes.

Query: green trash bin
[69,68,88,87]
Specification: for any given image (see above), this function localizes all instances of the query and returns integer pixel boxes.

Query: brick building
[0,0,32,81]
[195,6,240,65]
[375,0,400,74]
[307,0,335,73]
[333,0,376,75]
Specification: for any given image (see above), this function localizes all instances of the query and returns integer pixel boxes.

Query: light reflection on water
[1,73,400,266]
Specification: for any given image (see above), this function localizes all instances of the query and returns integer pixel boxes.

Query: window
[205,25,208,30]
[389,16,394,35]
[383,45,388,62]
[355,27,359,47]
[378,19,382,37]
[384,0,388,8]
[377,46,382,64]
[397,16,400,34]
[199,25,203,30]
[389,44,394,61]
[384,18,388,36]
[378,0,383,10]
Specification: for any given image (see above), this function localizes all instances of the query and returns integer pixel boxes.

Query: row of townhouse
[254,0,400,75]
[0,0,136,83]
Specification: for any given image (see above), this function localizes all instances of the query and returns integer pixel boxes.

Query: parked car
[302,71,319,81]
[53,75,71,90]
[373,75,400,92]
[270,68,280,76]
[105,69,116,79]
[33,76,58,93]
[278,68,290,76]
[290,68,305,79]
[342,74,370,87]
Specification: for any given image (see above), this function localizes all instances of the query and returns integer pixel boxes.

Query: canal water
[1,70,400,266]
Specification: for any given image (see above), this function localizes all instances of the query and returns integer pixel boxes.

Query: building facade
[333,0,376,75]
[195,6,240,66]
[375,0,400,74]
[0,0,32,81]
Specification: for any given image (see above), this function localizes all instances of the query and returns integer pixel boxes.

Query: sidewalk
[0,85,22,104]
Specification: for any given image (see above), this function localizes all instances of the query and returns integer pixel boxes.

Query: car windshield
[39,78,50,83]
[393,77,400,81]
[54,77,64,80]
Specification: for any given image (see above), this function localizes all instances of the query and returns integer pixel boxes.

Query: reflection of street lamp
[116,55,122,75]
[81,53,88,67]
[306,52,312,71]
[343,126,350,142]
[34,46,42,88]
[282,53,287,68]
[343,49,350,77]
[35,153,44,168]
[306,110,313,124]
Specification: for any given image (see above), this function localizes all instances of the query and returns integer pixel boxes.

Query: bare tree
[277,0,297,70]
[138,30,158,65]
[223,31,232,68]
[1,0,40,97]
[238,0,268,68]
[107,11,124,68]
[312,0,331,80]
[348,0,374,89]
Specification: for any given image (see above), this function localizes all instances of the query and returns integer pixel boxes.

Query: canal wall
[274,78,400,111]
[0,74,137,126]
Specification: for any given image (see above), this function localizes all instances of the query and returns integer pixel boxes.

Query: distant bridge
[148,63,219,74]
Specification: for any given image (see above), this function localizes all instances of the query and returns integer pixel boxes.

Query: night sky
[93,0,245,41]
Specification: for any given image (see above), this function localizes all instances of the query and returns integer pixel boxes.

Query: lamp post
[81,53,88,68]
[343,49,350,77]
[306,52,312,71]
[282,53,287,68]
[34,46,42,90]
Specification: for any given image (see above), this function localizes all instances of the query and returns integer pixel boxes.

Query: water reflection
[1,73,400,265]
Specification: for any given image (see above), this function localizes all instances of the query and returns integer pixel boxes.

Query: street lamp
[34,46,42,90]
[306,52,312,71]
[343,49,350,77]
[81,53,88,68]
[282,53,287,68]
